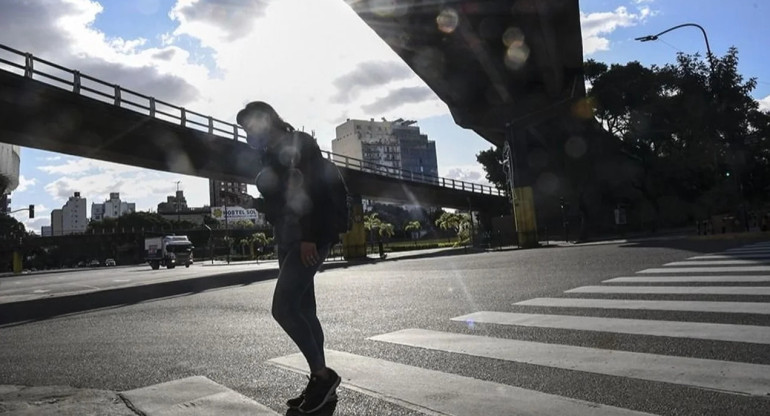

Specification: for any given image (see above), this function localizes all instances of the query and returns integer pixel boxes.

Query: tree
[404,220,422,241]
[475,147,507,191]
[434,211,470,244]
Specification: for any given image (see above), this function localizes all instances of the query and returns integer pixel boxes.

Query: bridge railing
[0,43,504,198]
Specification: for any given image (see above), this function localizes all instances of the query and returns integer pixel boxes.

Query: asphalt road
[1,236,769,415]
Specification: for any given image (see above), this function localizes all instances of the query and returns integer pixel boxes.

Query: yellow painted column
[512,186,539,248]
[342,197,367,260]
[12,251,22,274]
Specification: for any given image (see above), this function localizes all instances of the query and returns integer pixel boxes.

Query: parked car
[76,261,86,268]
[88,259,100,267]
[105,258,116,267]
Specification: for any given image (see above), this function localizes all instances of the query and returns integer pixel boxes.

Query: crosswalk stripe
[371,328,770,397]
[514,297,770,315]
[638,266,770,273]
[565,285,770,295]
[603,275,770,283]
[688,254,770,260]
[269,350,657,416]
[451,311,770,344]
[725,248,770,253]
[665,260,770,266]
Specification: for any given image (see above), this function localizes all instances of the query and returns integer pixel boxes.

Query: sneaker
[298,368,341,414]
[286,376,337,409]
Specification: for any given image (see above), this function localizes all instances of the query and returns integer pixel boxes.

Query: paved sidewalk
[0,384,136,415]
[1,376,280,415]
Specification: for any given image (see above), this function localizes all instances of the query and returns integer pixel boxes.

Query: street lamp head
[634,35,658,42]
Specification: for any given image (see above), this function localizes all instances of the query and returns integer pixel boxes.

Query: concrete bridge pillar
[504,128,539,248]
[341,195,367,259]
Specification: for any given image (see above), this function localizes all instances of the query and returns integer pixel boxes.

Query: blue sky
[2,0,769,234]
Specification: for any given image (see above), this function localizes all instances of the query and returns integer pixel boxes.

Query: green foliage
[0,214,28,241]
[434,211,471,243]
[475,146,507,192]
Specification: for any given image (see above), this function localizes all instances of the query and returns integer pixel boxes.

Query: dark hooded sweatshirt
[255,131,338,246]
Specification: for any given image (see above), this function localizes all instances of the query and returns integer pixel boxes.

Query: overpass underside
[350,1,637,245]
[0,69,503,212]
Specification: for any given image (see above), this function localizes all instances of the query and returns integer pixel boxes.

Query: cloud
[0,0,204,105]
[759,95,770,112]
[332,61,415,103]
[170,0,270,43]
[441,166,491,186]
[361,86,437,115]
[15,176,36,193]
[581,6,653,55]
[38,157,208,214]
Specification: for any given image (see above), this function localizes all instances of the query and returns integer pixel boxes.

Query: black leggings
[272,242,330,373]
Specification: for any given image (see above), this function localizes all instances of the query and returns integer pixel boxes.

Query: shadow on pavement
[285,400,337,416]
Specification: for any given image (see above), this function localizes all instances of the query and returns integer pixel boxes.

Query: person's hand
[300,241,319,267]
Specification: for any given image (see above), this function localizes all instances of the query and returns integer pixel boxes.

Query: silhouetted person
[237,101,341,413]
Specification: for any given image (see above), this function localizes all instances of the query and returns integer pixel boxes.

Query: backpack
[320,158,352,236]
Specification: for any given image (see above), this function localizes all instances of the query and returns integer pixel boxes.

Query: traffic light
[28,204,34,219]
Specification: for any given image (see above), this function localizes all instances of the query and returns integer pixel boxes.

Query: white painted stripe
[603,275,770,283]
[514,297,770,315]
[565,286,770,295]
[371,329,770,397]
[638,266,770,273]
[689,254,770,260]
[665,260,770,266]
[726,248,770,253]
[451,311,770,344]
[269,350,656,416]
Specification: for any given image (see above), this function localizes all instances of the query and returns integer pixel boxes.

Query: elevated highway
[0,44,505,211]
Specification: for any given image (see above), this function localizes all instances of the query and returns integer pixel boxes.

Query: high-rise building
[332,118,438,182]
[50,209,63,236]
[91,192,135,221]
[53,192,87,235]
[0,144,20,213]
[210,180,247,206]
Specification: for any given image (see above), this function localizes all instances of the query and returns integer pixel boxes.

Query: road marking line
[371,328,770,397]
[514,297,770,315]
[638,266,770,273]
[451,311,770,344]
[269,350,656,416]
[665,260,770,266]
[120,375,280,415]
[565,285,770,295]
[31,289,50,294]
[603,275,770,283]
[688,254,770,260]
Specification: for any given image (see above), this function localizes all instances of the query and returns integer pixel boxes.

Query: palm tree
[239,238,250,256]
[404,220,422,244]
[435,212,470,245]
[249,232,270,261]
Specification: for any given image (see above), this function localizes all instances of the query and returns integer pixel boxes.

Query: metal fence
[0,43,503,197]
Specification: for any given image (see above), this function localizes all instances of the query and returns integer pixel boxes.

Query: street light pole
[635,23,714,71]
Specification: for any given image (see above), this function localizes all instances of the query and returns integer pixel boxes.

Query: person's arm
[295,132,325,243]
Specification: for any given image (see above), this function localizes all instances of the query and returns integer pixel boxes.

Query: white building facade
[91,192,135,221]
[332,118,438,181]
[61,192,87,235]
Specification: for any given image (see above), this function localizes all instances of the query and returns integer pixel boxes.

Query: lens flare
[565,136,588,159]
[437,8,459,34]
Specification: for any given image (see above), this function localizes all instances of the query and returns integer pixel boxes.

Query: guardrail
[0,43,504,197]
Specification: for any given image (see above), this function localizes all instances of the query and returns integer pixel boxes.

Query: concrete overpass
[0,43,505,211]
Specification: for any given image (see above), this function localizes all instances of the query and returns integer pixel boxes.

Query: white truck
[144,235,194,270]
